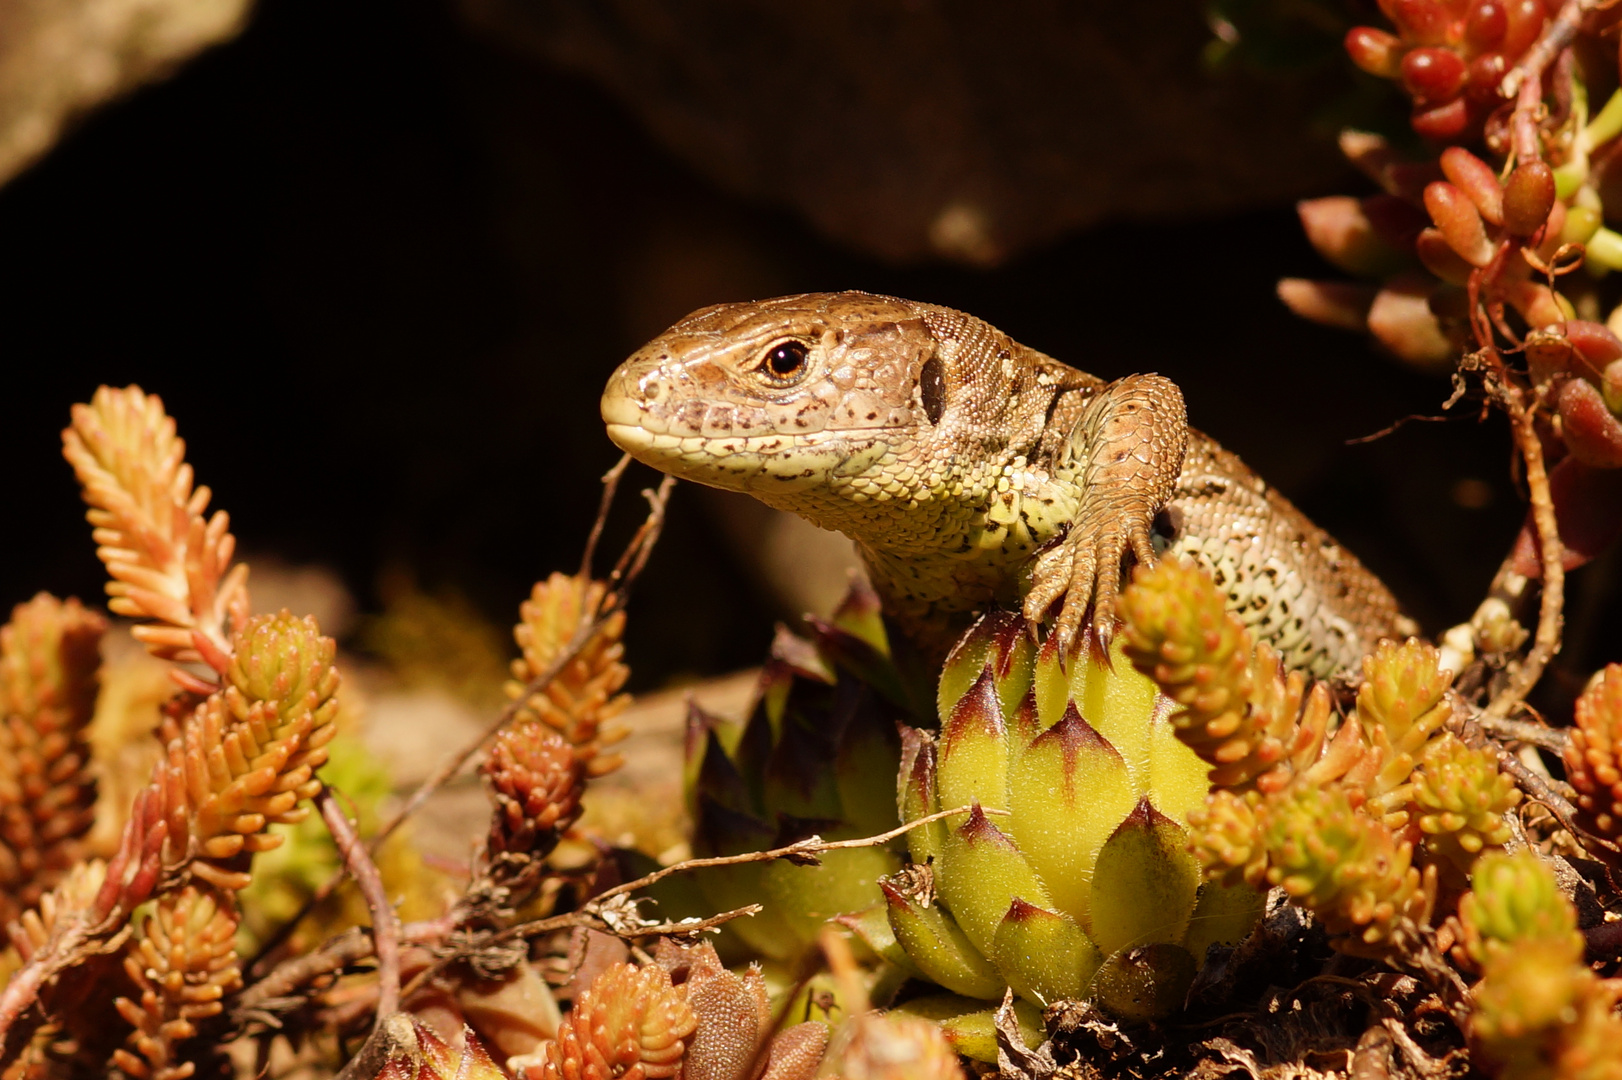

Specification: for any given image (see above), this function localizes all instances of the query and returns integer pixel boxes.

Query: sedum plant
[1461,850,1622,1080]
[883,610,1265,1028]
[1563,663,1622,868]
[1282,0,1622,624]
[0,387,345,1078]
[1119,558,1521,959]
[0,593,106,927]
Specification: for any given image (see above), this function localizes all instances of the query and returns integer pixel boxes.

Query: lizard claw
[1023,507,1160,664]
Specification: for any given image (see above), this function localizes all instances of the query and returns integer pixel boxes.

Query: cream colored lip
[599,376,647,427]
[603,422,656,454]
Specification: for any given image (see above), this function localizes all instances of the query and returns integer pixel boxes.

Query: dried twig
[272,802,989,1037]
[592,803,1003,908]
[1475,715,1571,753]
[237,919,453,1022]
[0,919,103,1059]
[1496,746,1581,828]
[316,787,398,1030]
[1484,381,1565,719]
[577,454,631,580]
[398,900,766,1007]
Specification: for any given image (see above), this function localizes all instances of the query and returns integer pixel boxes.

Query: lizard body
[601,291,1410,679]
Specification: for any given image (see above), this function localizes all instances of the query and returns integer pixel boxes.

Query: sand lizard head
[601,291,957,497]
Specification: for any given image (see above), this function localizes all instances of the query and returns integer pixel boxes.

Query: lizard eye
[757,340,811,386]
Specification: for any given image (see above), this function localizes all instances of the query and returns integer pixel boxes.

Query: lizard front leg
[1023,373,1188,655]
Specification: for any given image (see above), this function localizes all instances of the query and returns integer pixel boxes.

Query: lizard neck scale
[602,291,1411,679]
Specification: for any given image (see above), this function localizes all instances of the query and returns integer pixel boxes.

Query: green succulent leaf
[937,805,1053,954]
[1184,879,1268,961]
[882,877,1006,1000]
[1066,636,1163,786]
[834,694,905,837]
[1005,703,1133,925]
[937,669,1011,819]
[1088,798,1200,957]
[898,727,945,865]
[829,579,890,654]
[835,901,920,976]
[888,994,1044,1064]
[989,898,1103,1005]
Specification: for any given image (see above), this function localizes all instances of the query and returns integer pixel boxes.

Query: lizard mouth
[604,420,853,491]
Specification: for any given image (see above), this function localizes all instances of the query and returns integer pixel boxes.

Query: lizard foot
[1022,507,1160,661]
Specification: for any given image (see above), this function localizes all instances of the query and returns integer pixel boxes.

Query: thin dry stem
[577,454,632,580]
[0,920,91,1061]
[237,920,450,1023]
[1495,745,1582,830]
[376,475,673,851]
[591,803,1001,907]
[1485,383,1565,719]
[1476,715,1570,752]
[316,786,399,1031]
[395,803,980,1011]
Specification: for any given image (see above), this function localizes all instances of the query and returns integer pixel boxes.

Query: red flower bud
[1387,0,1454,45]
[1465,51,1509,104]
[1559,379,1622,468]
[1500,0,1546,59]
[1564,320,1622,375]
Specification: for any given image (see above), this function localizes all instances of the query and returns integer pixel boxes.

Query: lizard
[600,291,1413,680]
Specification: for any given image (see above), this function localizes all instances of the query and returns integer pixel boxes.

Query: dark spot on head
[920,356,946,425]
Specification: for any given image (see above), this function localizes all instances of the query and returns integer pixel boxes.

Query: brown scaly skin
[601,291,1412,679]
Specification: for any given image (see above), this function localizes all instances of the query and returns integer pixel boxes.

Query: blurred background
[2,0,1611,695]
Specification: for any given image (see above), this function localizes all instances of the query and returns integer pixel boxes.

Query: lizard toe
[1024,544,1074,623]
[1090,592,1118,665]
[1130,528,1158,569]
[1053,594,1087,664]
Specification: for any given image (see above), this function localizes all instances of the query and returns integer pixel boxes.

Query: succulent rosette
[881,612,1263,1025]
[681,583,912,964]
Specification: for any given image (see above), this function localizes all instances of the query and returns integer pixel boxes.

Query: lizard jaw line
[605,421,906,493]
